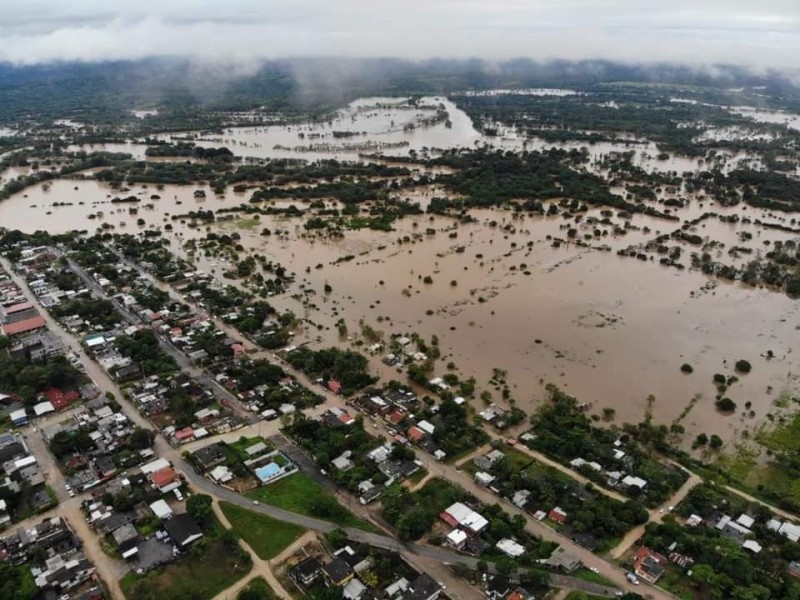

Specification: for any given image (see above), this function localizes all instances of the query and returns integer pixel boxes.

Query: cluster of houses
[290,545,444,600]
[350,389,452,460]
[0,516,102,598]
[42,396,144,493]
[1,253,55,345]
[194,438,297,489]
[0,432,55,526]
[567,453,648,495]
[81,458,202,573]
[126,374,244,446]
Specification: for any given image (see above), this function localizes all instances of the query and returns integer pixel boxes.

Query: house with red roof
[44,388,80,411]
[549,507,568,524]
[230,343,246,357]
[151,467,180,493]
[633,546,667,584]
[1,315,46,338]
[173,427,195,444]
[407,426,426,443]
[327,379,343,394]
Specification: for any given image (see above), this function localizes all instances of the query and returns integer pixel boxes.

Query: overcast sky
[0,0,798,69]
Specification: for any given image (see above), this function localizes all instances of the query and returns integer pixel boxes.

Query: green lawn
[120,538,251,600]
[570,567,615,587]
[221,501,305,560]
[245,472,379,532]
[238,577,279,600]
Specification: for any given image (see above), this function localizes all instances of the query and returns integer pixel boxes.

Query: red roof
[151,467,179,488]
[231,343,245,355]
[549,508,568,524]
[174,427,194,441]
[44,388,80,411]
[4,301,33,315]
[407,426,425,442]
[327,379,343,394]
[1,315,46,337]
[439,512,460,528]
[387,410,405,425]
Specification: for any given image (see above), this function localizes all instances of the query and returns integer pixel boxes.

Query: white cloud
[0,0,797,68]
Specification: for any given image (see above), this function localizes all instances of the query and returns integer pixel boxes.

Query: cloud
[0,0,798,69]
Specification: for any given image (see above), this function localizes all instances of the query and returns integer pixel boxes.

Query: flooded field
[1,94,799,447]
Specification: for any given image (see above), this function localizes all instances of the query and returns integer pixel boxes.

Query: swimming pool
[254,462,281,482]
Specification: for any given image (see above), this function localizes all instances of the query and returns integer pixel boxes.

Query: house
[403,573,442,600]
[0,499,10,527]
[1,315,47,338]
[327,379,343,394]
[407,426,426,443]
[549,507,568,524]
[164,513,203,547]
[342,578,367,600]
[417,420,435,436]
[572,532,599,552]
[209,465,233,484]
[150,467,180,493]
[447,528,468,549]
[633,547,667,584]
[293,556,323,586]
[332,451,355,472]
[192,444,225,470]
[543,547,582,573]
[496,538,525,558]
[149,499,173,520]
[322,557,354,587]
[9,409,27,427]
[475,471,496,487]
[621,475,647,490]
[779,522,800,542]
[512,489,531,509]
[743,540,762,554]
[788,561,800,579]
[440,502,488,534]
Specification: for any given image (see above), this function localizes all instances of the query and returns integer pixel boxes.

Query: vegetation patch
[220,502,305,560]
[245,472,377,532]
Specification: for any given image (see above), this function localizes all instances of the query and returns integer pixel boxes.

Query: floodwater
[1,94,799,447]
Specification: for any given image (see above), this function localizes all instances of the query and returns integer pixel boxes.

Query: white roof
[210,465,233,483]
[453,396,466,405]
[742,540,762,553]
[9,409,27,421]
[462,511,489,533]
[0,499,6,511]
[121,547,139,558]
[496,538,526,558]
[140,457,170,475]
[149,499,173,519]
[445,502,473,524]
[622,475,647,488]
[33,401,55,416]
[447,529,468,545]
[476,471,495,485]
[342,578,367,600]
[15,455,37,469]
[86,336,106,347]
[737,514,755,529]
[417,420,435,435]
[780,522,800,542]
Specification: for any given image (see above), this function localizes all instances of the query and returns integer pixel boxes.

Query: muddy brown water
[1,95,799,447]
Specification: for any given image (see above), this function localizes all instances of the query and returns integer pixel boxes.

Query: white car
[252,500,260,505]
[589,567,600,574]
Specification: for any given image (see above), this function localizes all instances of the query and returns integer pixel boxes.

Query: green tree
[186,494,213,528]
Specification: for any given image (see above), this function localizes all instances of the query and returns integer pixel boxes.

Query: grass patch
[565,594,606,600]
[717,444,759,482]
[221,501,305,560]
[756,412,800,453]
[245,472,378,532]
[120,538,251,600]
[237,578,279,600]
[571,567,615,587]
[227,436,273,461]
